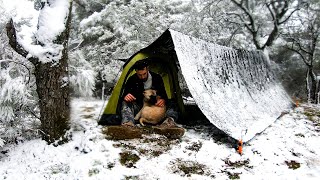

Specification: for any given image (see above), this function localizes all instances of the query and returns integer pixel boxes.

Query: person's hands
[124,93,136,102]
[155,98,165,107]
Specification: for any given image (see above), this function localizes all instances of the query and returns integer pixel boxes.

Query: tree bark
[316,79,320,104]
[307,67,317,103]
[6,2,72,144]
[34,60,70,143]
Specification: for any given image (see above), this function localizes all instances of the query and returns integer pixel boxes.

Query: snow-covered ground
[0,98,319,179]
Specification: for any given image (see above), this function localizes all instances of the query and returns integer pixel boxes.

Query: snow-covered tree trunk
[316,79,320,104]
[6,0,72,144]
[306,67,317,103]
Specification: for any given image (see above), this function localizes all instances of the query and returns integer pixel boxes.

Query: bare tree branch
[290,37,313,55]
[230,0,257,33]
[279,8,300,24]
[287,44,309,66]
[226,12,254,33]
[6,19,38,65]
[6,19,28,57]
[26,106,40,120]
[266,2,276,21]
[225,27,241,47]
[230,0,300,50]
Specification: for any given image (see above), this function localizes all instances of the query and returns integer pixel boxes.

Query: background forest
[0,0,319,146]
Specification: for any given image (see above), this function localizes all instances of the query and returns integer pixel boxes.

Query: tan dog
[134,89,166,126]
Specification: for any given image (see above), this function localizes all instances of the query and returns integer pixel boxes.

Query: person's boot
[153,117,185,139]
[158,117,176,128]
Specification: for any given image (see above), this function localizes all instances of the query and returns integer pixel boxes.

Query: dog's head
[143,89,157,105]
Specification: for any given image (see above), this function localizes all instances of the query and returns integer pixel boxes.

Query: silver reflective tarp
[170,30,292,142]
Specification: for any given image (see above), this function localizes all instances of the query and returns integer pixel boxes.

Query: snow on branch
[6,0,71,65]
[36,0,71,44]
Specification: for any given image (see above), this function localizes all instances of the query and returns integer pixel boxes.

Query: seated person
[121,59,178,128]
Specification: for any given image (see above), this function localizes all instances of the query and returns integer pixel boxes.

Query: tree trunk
[6,1,73,144]
[316,79,320,104]
[34,58,70,144]
[307,67,317,103]
[36,2,73,144]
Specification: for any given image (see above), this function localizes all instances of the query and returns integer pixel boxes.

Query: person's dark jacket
[122,71,168,106]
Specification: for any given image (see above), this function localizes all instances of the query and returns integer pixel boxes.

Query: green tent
[99,29,292,142]
[99,30,185,125]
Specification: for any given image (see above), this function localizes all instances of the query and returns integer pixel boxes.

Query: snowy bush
[0,54,40,145]
[69,50,96,97]
[0,1,42,145]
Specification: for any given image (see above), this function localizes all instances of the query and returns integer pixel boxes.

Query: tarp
[169,30,292,142]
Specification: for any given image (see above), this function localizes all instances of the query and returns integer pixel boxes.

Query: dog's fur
[134,89,166,126]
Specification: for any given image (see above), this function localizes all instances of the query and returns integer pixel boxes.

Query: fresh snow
[4,0,71,64]
[36,0,70,44]
[0,98,319,179]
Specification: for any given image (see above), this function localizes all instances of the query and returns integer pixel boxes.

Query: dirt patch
[170,158,210,177]
[119,151,140,168]
[285,160,300,170]
[81,107,95,112]
[185,141,202,152]
[112,134,181,159]
[221,170,241,179]
[224,158,252,169]
[80,114,95,119]
[303,106,320,127]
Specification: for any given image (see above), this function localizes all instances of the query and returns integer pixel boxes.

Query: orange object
[295,100,299,107]
[237,139,243,155]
